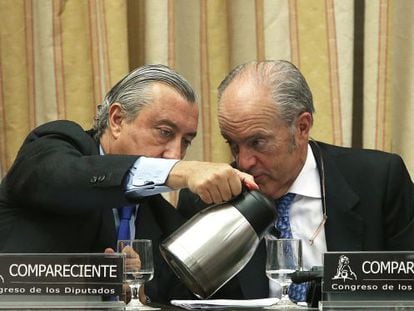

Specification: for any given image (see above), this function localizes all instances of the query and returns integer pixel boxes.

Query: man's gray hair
[217,60,314,127]
[94,64,197,139]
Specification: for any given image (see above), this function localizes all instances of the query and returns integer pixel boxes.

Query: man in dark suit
[0,64,257,303]
[177,60,414,301]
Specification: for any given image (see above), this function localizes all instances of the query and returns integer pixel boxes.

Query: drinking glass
[265,237,302,309]
[117,239,159,310]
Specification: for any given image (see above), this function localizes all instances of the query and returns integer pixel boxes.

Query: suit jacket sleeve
[4,120,138,215]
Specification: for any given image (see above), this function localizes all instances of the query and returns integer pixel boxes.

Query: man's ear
[108,103,124,139]
[296,112,313,136]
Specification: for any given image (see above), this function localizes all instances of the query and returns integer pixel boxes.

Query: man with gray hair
[178,60,414,305]
[0,64,257,302]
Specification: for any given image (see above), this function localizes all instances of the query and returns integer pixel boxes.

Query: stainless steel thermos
[160,190,276,298]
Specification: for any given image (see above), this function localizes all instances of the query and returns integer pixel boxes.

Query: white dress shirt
[289,144,327,270]
[269,144,327,296]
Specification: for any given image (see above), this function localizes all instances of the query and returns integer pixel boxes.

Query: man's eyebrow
[155,119,178,129]
[222,132,269,143]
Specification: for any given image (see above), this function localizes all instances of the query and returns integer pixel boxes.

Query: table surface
[4,298,414,310]
[0,300,316,310]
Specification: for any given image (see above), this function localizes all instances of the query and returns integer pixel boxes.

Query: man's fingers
[219,181,234,202]
[126,257,141,271]
[228,174,243,198]
[236,171,259,190]
[199,180,241,204]
[179,161,257,204]
[209,184,226,204]
[120,246,141,271]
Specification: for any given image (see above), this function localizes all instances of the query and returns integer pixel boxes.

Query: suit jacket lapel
[310,141,364,251]
[135,195,185,242]
[135,198,163,241]
[96,207,117,251]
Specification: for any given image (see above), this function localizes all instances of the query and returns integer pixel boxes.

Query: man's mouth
[253,174,265,182]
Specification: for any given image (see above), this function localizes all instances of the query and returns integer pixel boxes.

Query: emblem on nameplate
[332,255,357,281]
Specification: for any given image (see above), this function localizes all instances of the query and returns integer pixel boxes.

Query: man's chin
[256,183,271,197]
[256,183,279,199]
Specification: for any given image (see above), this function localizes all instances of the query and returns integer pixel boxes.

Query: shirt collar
[289,144,321,199]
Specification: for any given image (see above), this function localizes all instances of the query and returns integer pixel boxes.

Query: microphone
[289,266,323,284]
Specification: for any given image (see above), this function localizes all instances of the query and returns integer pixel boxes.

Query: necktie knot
[118,206,135,220]
[276,193,296,212]
[117,206,136,241]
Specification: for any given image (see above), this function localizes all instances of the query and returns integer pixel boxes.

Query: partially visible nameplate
[0,253,124,297]
[323,251,414,296]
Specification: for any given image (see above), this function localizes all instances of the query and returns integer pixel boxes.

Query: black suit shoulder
[315,141,412,192]
[313,141,414,250]
[22,120,98,154]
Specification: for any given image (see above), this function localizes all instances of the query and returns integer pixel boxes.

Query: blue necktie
[117,206,135,241]
[275,193,308,303]
[275,193,296,238]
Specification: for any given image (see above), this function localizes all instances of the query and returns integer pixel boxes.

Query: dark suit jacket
[177,140,414,299]
[0,120,188,303]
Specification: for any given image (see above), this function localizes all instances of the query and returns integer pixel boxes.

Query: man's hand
[105,247,148,304]
[166,161,258,204]
[121,245,141,272]
[105,247,141,272]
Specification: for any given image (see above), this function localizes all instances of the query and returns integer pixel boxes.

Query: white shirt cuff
[124,157,179,198]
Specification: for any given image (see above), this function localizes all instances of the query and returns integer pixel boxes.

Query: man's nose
[237,146,256,170]
[162,139,183,159]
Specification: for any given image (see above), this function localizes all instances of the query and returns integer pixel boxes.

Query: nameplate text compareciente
[0,253,123,296]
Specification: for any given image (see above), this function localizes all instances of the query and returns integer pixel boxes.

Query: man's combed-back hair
[93,64,196,139]
[218,60,314,127]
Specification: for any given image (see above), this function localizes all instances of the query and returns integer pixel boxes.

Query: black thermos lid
[233,190,276,238]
